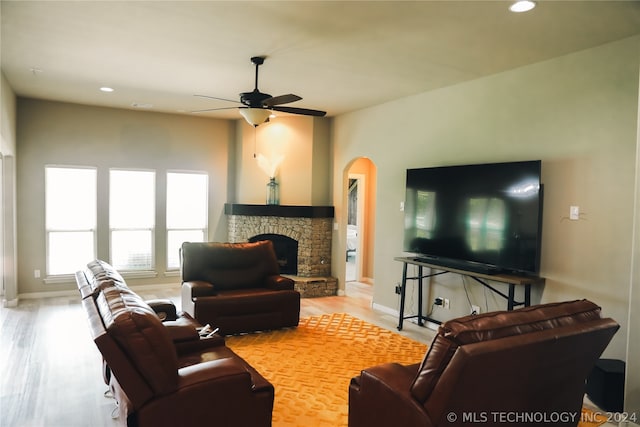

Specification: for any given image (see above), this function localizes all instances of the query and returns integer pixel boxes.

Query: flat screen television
[403,160,542,276]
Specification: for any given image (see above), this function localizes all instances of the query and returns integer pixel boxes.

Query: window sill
[120,270,158,280]
[44,274,76,285]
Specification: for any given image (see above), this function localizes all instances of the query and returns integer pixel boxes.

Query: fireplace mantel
[224,204,334,218]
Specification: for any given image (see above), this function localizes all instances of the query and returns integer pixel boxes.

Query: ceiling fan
[193,56,326,126]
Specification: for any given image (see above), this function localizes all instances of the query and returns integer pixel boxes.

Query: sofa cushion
[410,299,602,403]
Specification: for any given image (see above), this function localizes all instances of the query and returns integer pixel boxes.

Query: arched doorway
[344,158,376,286]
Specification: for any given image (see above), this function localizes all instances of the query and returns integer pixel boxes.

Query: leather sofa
[349,299,619,427]
[180,240,300,335]
[76,260,274,427]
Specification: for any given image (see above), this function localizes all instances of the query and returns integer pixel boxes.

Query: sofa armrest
[175,334,226,355]
[163,322,200,342]
[147,299,178,321]
[179,357,252,388]
[349,363,430,427]
[265,275,295,291]
[136,358,274,426]
[178,357,273,396]
[183,280,217,298]
[162,315,227,355]
[351,363,419,399]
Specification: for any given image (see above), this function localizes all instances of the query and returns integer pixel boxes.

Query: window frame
[43,165,210,282]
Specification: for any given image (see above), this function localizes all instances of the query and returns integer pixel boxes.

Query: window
[46,167,97,275]
[166,171,208,269]
[110,169,155,271]
[45,166,208,278]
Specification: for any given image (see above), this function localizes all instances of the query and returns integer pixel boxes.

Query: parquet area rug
[225,313,427,426]
[224,313,606,427]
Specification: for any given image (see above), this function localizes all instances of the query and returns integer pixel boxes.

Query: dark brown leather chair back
[181,241,280,290]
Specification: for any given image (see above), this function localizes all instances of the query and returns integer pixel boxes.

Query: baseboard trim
[372,302,398,317]
[3,298,19,307]
[18,289,77,300]
[372,302,440,331]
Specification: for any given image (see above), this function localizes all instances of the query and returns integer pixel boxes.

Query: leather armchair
[180,240,300,335]
[349,299,619,427]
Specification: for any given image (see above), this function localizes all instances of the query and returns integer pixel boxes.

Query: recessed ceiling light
[509,0,536,13]
[99,86,114,93]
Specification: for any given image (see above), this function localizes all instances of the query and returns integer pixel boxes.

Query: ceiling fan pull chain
[253,127,257,158]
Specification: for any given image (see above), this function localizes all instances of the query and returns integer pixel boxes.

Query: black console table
[394,257,545,331]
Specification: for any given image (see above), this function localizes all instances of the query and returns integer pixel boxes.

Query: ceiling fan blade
[263,94,302,107]
[194,94,242,104]
[272,106,327,117]
[190,106,239,113]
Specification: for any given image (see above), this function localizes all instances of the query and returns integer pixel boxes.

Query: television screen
[403,160,542,275]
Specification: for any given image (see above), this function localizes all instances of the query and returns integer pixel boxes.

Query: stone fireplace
[225,204,338,297]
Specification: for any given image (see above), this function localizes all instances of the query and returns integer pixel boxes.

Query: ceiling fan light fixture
[239,108,272,126]
[509,0,536,13]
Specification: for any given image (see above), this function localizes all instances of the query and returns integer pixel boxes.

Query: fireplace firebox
[249,234,298,275]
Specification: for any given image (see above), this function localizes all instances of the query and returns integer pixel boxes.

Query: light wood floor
[0,282,435,427]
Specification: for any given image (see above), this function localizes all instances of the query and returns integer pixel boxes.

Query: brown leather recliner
[77,260,274,427]
[180,240,300,335]
[349,299,619,427]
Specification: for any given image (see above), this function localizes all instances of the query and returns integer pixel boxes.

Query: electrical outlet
[395,284,402,295]
[471,305,481,315]
[434,297,444,306]
[443,298,450,309]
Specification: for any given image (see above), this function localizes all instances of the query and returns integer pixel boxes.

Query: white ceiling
[2,1,640,120]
